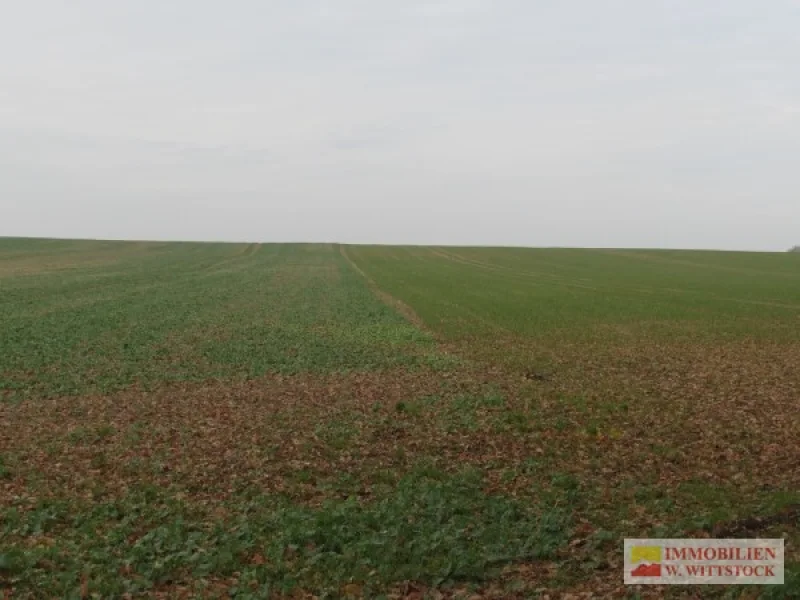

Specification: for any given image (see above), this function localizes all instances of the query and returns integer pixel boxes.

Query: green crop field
[1,238,798,598]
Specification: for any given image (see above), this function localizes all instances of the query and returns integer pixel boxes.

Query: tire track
[338,245,428,331]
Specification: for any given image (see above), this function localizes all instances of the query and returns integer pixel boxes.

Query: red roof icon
[631,563,662,577]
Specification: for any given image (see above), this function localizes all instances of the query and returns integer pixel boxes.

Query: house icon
[630,546,662,577]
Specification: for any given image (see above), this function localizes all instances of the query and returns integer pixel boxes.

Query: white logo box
[624,538,784,585]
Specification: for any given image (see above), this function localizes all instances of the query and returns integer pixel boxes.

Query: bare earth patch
[3,336,799,597]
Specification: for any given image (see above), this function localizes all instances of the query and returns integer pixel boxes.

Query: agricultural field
[1,238,799,598]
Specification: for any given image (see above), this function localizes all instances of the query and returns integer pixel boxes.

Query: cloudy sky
[2,1,798,250]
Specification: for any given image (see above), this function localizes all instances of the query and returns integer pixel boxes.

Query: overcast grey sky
[2,1,799,250]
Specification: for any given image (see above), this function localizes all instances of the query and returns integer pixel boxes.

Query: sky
[2,1,799,250]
